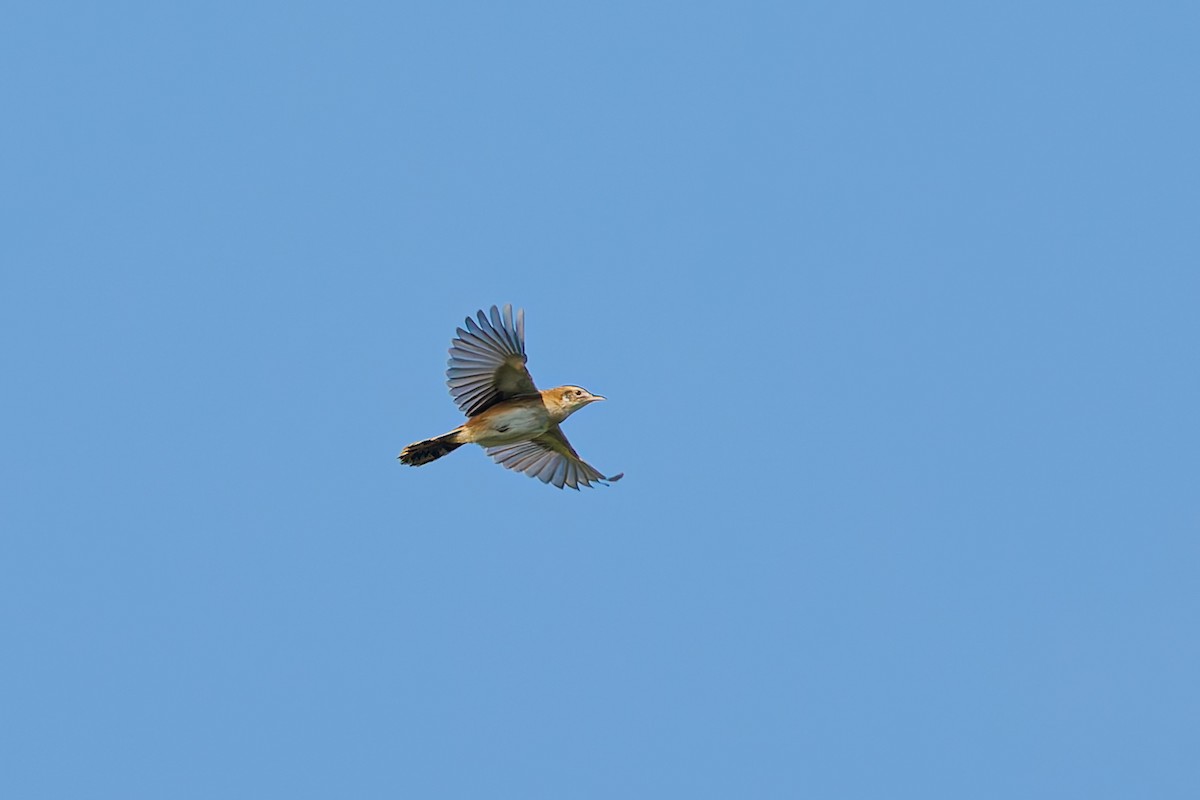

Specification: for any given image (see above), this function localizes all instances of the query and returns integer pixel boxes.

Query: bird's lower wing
[485,425,623,490]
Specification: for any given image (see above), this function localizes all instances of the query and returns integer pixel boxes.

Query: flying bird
[398,304,623,490]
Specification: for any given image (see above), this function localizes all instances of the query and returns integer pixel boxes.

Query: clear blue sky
[3,2,1198,797]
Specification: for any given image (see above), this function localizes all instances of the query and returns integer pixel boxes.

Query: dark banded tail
[398,429,464,466]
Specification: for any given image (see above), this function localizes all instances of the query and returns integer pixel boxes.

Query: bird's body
[465,395,554,446]
[398,305,621,490]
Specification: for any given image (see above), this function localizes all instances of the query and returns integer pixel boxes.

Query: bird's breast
[465,401,551,445]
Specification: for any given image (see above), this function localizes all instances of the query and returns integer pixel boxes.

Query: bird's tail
[398,428,465,466]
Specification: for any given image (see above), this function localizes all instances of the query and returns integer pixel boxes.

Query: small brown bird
[398,304,623,490]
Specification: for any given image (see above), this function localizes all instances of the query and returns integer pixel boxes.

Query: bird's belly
[470,405,550,446]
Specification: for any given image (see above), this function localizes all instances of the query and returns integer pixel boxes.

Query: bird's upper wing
[447,304,538,417]
[485,425,623,490]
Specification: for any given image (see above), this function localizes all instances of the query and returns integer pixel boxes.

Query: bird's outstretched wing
[485,425,623,490]
[447,304,538,417]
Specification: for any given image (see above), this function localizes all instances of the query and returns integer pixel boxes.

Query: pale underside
[468,403,551,447]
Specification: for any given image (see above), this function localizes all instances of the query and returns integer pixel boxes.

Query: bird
[398,304,623,490]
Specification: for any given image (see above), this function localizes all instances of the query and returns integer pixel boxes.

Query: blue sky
[3,2,1198,797]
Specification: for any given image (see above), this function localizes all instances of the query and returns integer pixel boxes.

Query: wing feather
[446,304,538,416]
[484,425,622,490]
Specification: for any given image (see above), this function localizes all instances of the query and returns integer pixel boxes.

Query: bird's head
[545,385,605,421]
